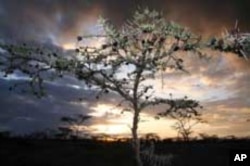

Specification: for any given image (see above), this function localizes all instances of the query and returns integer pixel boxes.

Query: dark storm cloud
[104,0,250,35]
[0,0,97,43]
[0,75,124,134]
[0,78,88,134]
[0,43,124,135]
[0,0,250,44]
[163,0,250,34]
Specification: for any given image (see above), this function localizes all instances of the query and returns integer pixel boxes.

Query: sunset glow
[89,104,179,138]
[62,43,76,50]
[0,0,249,139]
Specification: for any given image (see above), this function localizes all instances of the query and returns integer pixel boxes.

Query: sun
[89,104,132,135]
[88,104,177,138]
[62,43,76,50]
[91,124,130,135]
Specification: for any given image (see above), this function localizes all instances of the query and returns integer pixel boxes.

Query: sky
[0,0,250,138]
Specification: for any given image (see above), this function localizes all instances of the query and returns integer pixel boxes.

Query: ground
[0,138,249,166]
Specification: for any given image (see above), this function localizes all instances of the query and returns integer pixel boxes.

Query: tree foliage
[0,43,73,97]
[209,21,250,60]
[73,9,204,165]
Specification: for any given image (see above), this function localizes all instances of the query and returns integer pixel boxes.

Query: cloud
[0,0,250,137]
[0,77,92,134]
[0,0,102,45]
[0,0,249,45]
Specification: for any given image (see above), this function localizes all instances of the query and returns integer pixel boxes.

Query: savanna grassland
[1,137,249,166]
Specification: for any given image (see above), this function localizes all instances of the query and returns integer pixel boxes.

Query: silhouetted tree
[73,9,206,166]
[164,106,205,141]
[59,114,91,139]
[199,133,219,142]
[56,126,73,139]
[26,131,50,140]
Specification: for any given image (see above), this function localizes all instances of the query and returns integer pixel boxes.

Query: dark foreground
[0,138,250,166]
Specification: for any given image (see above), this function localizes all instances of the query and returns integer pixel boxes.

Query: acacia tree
[172,116,201,142]
[59,114,91,139]
[0,8,249,166]
[166,109,205,141]
[73,9,204,166]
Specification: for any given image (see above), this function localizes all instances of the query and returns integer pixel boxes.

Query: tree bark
[132,108,143,166]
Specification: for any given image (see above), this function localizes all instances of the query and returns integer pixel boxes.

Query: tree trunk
[132,109,143,166]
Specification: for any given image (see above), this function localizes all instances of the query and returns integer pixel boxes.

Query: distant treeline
[1,130,250,143]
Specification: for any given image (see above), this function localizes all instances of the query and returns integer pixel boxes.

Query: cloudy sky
[0,0,250,138]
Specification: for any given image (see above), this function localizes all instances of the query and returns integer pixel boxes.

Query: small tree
[60,114,91,139]
[168,109,204,141]
[172,117,200,142]
[56,126,74,139]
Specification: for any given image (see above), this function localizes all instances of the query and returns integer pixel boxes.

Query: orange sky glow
[0,1,249,138]
[59,15,250,138]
